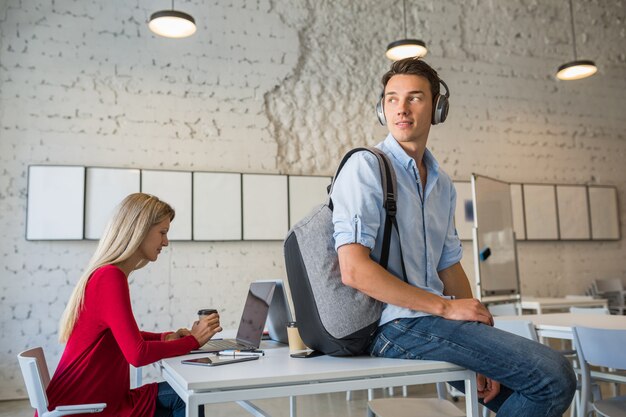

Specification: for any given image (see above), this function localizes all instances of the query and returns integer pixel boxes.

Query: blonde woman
[46,193,220,417]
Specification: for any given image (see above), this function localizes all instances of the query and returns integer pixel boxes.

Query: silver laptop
[193,281,276,353]
[260,279,293,344]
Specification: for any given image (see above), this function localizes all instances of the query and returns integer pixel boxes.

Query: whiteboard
[510,183,526,240]
[288,176,331,229]
[193,172,242,240]
[85,168,141,240]
[556,185,590,240]
[472,175,519,297]
[453,181,473,241]
[26,166,85,240]
[523,184,559,240]
[141,170,192,241]
[588,186,620,240]
[243,174,288,240]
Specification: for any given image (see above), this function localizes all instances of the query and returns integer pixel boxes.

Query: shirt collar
[381,134,440,172]
[380,134,441,196]
[381,134,414,170]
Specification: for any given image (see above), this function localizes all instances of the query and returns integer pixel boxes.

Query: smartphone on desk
[290,350,323,359]
[181,355,259,367]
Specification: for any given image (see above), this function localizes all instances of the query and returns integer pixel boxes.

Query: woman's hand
[190,312,222,346]
[164,328,191,341]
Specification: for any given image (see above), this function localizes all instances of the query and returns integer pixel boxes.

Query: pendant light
[149,0,196,39]
[385,0,428,61]
[556,0,597,80]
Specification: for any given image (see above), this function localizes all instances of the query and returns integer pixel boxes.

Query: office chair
[572,327,626,417]
[17,347,106,417]
[592,279,626,315]
[487,302,520,316]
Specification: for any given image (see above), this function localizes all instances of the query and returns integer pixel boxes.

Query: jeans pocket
[370,333,419,359]
[370,333,392,357]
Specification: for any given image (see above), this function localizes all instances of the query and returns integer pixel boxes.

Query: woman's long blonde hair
[58,193,175,343]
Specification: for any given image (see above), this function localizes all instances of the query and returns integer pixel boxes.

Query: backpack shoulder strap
[329,147,408,283]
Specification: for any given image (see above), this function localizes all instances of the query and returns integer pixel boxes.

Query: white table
[521,297,608,314]
[160,341,479,417]
[495,312,626,340]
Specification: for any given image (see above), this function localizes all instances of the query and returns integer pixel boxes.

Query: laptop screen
[265,280,293,344]
[235,281,276,347]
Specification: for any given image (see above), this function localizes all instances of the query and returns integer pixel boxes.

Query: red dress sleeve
[94,267,199,367]
[140,331,166,341]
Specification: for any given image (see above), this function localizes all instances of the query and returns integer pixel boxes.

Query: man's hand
[190,312,222,346]
[442,298,494,326]
[477,374,500,403]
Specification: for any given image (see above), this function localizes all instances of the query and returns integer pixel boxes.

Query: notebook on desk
[192,281,276,353]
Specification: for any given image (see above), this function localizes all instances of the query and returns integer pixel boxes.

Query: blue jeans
[369,316,576,417]
[154,382,205,417]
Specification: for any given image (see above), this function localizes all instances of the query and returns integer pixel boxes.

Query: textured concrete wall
[1,0,625,399]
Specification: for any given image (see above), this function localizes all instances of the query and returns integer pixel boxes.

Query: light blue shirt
[331,134,463,325]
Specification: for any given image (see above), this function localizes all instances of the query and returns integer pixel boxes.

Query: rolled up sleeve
[331,152,383,252]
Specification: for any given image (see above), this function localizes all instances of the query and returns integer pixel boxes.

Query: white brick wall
[1,0,625,399]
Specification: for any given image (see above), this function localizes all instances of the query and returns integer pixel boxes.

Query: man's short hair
[381,58,441,100]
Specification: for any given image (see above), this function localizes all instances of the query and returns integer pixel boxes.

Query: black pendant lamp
[556,0,597,80]
[386,0,428,61]
[149,0,197,39]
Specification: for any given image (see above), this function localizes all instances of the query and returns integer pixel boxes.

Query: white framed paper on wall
[556,185,590,240]
[288,176,331,229]
[26,166,85,240]
[85,168,141,240]
[523,184,559,240]
[242,174,288,240]
[510,183,526,240]
[193,172,242,240]
[588,186,620,240]
[141,170,192,241]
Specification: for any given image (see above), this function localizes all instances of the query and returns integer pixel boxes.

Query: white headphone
[376,79,450,126]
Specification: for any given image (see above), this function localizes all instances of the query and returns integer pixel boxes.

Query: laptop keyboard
[202,339,253,351]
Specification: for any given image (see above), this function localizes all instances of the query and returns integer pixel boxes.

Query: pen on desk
[218,349,265,356]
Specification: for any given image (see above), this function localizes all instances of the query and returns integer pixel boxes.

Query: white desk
[160,341,479,417]
[521,297,608,314]
[495,312,626,340]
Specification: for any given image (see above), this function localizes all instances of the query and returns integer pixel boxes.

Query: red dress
[45,265,199,417]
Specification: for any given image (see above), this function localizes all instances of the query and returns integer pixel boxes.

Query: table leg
[290,396,297,417]
[464,372,479,417]
[186,397,199,417]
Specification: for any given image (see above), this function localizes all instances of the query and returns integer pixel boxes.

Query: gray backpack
[283,147,407,356]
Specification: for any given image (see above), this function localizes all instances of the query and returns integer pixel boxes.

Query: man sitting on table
[331,57,576,417]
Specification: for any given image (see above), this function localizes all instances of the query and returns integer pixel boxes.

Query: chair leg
[569,389,578,417]
[367,389,374,401]
[346,391,352,401]
[402,385,408,397]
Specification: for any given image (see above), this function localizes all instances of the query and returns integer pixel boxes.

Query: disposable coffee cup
[197,309,217,320]
[286,321,308,353]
